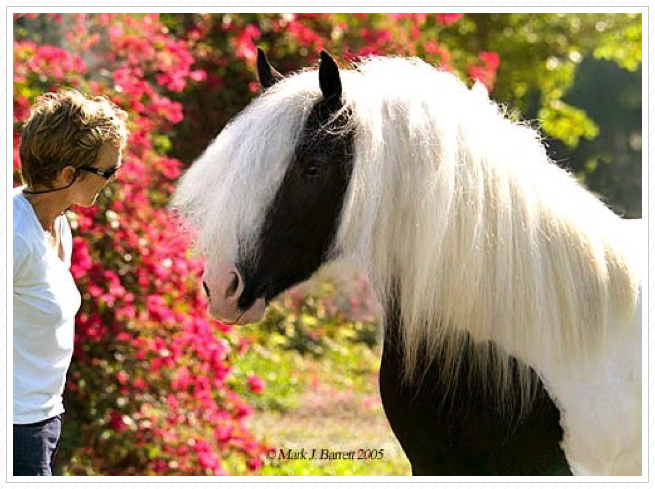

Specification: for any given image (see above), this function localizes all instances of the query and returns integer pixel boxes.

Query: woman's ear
[61,166,78,184]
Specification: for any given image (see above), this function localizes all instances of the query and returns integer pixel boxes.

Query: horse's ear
[257,48,283,89]
[319,50,342,105]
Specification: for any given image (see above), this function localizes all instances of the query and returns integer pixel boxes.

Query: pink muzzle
[202,261,266,325]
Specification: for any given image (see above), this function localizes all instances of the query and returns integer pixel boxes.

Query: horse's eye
[303,164,323,178]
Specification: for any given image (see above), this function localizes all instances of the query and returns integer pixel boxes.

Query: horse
[172,49,642,476]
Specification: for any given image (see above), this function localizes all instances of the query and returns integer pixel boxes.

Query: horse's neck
[531,294,641,475]
[495,218,643,475]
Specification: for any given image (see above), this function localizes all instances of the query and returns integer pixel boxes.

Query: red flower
[214,425,233,442]
[172,366,191,390]
[234,24,260,61]
[198,451,219,470]
[116,371,129,385]
[468,52,501,91]
[436,13,463,26]
[246,374,265,394]
[468,65,492,90]
[109,411,127,431]
[479,51,500,72]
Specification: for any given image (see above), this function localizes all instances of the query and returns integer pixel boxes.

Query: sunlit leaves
[539,100,599,148]
[593,15,642,72]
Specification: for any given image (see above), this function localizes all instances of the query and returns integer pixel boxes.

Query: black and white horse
[173,50,642,476]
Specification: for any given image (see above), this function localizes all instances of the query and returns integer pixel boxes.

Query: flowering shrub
[163,13,500,163]
[14,13,266,475]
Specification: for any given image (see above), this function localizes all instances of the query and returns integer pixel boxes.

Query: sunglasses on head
[78,165,120,180]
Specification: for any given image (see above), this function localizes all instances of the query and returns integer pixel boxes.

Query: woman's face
[70,144,122,207]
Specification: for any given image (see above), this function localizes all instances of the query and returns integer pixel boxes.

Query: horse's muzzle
[202,261,266,325]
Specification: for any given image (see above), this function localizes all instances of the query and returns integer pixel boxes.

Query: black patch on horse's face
[236,98,354,310]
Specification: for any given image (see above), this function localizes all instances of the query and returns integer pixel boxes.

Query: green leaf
[538,100,599,147]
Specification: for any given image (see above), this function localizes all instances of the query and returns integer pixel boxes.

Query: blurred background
[13,13,642,476]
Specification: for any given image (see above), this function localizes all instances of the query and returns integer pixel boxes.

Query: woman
[13,90,128,476]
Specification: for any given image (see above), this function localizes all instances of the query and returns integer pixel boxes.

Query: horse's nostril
[226,272,240,298]
[203,281,211,298]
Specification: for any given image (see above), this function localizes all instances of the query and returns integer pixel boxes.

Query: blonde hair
[19,89,128,187]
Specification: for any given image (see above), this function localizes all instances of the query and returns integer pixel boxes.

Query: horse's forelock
[172,70,323,265]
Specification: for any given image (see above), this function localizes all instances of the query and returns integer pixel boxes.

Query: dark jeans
[14,414,63,476]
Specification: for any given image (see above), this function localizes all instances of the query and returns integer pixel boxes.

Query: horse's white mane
[174,56,640,409]
[173,71,320,265]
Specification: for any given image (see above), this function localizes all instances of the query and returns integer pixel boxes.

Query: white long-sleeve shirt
[13,186,81,424]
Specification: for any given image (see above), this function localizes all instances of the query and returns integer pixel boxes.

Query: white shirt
[13,186,81,424]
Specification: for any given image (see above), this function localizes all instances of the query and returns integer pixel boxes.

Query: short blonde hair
[19,89,128,187]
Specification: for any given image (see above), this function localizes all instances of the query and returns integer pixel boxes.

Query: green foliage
[593,16,642,71]
[429,13,641,213]
[553,58,642,217]
[231,277,381,413]
[244,281,380,358]
[539,100,599,147]
[231,345,306,412]
[252,297,332,358]
[438,13,641,153]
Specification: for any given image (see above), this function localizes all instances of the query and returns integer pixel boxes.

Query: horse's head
[176,50,354,325]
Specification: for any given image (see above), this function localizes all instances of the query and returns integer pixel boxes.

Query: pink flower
[479,51,500,72]
[468,52,501,91]
[246,375,265,394]
[166,394,179,411]
[436,13,463,26]
[172,366,191,390]
[247,457,262,470]
[109,411,127,431]
[198,452,220,471]
[287,21,323,48]
[424,41,452,68]
[235,402,254,418]
[238,338,250,355]
[214,425,233,442]
[88,285,103,297]
[116,371,129,385]
[190,70,206,82]
[233,24,260,61]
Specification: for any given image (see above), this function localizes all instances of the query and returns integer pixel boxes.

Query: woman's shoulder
[13,187,38,246]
